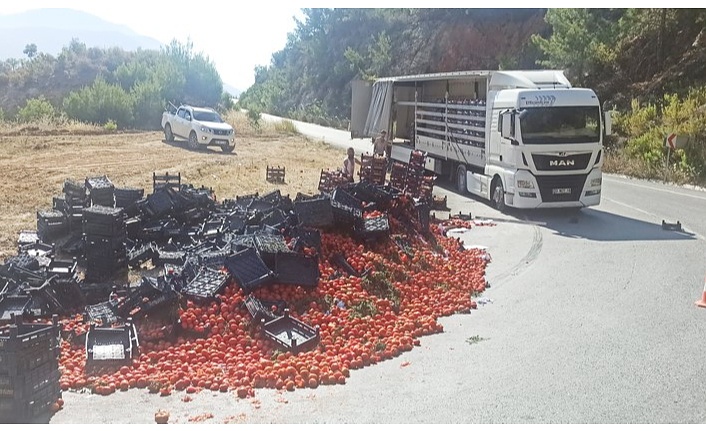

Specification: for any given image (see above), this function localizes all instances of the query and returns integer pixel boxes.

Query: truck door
[175,108,190,138]
[351,80,373,138]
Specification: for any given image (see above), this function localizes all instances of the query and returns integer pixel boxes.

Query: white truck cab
[351,70,611,210]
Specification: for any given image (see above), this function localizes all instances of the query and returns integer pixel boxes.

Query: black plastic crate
[274,253,319,288]
[224,248,274,294]
[244,295,278,324]
[85,299,120,325]
[17,231,40,248]
[3,254,40,272]
[0,296,32,322]
[0,316,60,355]
[0,378,61,423]
[154,249,187,267]
[181,267,229,299]
[144,189,175,218]
[85,175,114,191]
[354,214,390,240]
[197,249,231,269]
[127,243,155,269]
[19,242,54,260]
[262,309,319,354]
[63,179,86,197]
[293,196,334,228]
[0,359,60,399]
[85,321,139,364]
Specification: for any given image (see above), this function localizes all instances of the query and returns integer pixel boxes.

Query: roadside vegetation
[1,9,706,185]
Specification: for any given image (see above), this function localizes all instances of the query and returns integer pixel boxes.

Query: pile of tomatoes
[56,216,489,398]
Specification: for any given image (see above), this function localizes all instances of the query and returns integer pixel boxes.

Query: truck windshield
[520,106,600,144]
[193,110,223,123]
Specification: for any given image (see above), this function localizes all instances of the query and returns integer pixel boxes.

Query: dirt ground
[0,130,345,262]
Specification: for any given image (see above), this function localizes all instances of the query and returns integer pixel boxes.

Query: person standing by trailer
[343,147,360,182]
[373,130,388,157]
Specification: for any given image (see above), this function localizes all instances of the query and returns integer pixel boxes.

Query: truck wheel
[188,131,199,150]
[164,124,174,142]
[491,177,506,212]
[221,142,235,153]
[455,165,467,194]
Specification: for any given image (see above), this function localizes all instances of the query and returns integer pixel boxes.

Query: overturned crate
[224,248,274,295]
[262,309,320,354]
[85,320,139,366]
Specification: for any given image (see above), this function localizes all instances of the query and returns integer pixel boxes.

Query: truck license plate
[216,140,228,145]
[552,188,571,195]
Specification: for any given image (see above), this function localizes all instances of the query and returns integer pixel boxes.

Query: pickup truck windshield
[520,106,600,144]
[193,110,223,123]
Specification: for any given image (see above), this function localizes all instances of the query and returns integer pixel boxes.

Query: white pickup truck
[161,104,235,153]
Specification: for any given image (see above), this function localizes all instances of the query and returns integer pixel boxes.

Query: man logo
[549,159,575,167]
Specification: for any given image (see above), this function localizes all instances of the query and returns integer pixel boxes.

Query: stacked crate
[82,206,127,282]
[0,316,61,423]
[403,150,427,197]
[114,187,144,210]
[419,175,436,202]
[359,154,387,185]
[86,175,115,207]
[62,179,89,233]
[318,170,350,194]
[388,161,408,191]
[36,210,67,243]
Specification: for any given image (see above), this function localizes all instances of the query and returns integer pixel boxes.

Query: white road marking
[604,177,706,201]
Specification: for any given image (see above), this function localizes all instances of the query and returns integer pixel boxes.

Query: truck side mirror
[604,111,612,136]
[500,111,514,140]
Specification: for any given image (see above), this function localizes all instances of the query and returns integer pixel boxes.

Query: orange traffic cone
[695,276,706,308]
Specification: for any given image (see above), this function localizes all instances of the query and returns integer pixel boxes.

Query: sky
[0,0,306,92]
[0,1,669,92]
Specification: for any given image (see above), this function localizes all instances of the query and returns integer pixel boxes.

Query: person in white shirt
[343,147,361,182]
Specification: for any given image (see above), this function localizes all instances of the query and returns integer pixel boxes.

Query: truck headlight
[590,178,602,187]
[516,179,534,189]
[200,126,212,133]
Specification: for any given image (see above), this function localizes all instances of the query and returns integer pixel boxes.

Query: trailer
[351,70,611,210]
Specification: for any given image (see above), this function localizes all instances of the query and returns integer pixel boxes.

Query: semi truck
[350,70,612,210]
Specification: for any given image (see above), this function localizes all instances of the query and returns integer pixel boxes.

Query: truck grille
[213,129,230,136]
[535,174,588,202]
[532,153,592,171]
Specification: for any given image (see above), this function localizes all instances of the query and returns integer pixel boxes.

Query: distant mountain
[223,83,241,98]
[0,8,162,59]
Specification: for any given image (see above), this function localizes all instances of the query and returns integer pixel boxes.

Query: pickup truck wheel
[491,177,506,212]
[221,142,235,153]
[188,131,199,150]
[164,124,174,142]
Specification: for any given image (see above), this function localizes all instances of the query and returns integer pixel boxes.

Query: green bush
[63,77,134,127]
[612,87,706,184]
[104,120,118,132]
[247,109,261,129]
[17,96,55,122]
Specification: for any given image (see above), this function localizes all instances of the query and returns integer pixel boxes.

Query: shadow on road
[515,207,696,242]
[433,182,695,242]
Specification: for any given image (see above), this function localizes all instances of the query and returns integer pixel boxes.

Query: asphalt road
[52,116,706,424]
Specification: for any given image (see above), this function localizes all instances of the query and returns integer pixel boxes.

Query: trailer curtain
[363,80,394,137]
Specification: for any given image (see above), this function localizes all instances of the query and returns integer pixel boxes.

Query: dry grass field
[0,112,343,261]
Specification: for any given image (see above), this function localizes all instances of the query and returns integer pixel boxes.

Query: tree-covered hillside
[0,39,232,129]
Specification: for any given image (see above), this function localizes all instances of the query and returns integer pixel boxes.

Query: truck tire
[491,176,506,212]
[455,164,467,194]
[164,124,174,142]
[221,142,235,153]
[188,131,199,150]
